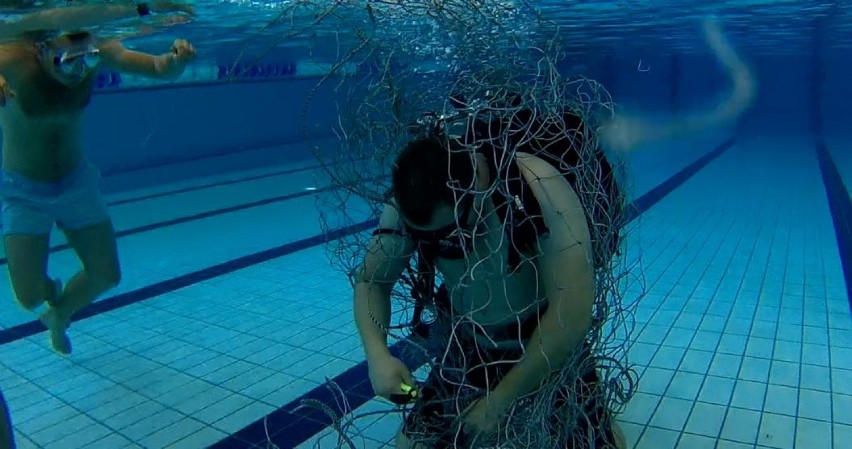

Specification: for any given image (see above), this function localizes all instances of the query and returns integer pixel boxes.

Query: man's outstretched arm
[0,1,193,40]
[98,37,196,79]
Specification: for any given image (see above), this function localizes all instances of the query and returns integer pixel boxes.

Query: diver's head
[36,31,100,86]
[391,135,490,237]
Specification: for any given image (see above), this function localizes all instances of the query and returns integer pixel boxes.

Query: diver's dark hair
[391,135,476,226]
[20,29,59,43]
[63,30,92,42]
[23,29,91,47]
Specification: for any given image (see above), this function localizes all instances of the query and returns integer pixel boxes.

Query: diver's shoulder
[514,152,561,179]
[0,40,27,56]
[378,197,405,230]
[514,151,580,206]
[0,42,30,73]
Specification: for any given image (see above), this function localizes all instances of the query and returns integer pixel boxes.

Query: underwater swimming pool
[0,1,850,448]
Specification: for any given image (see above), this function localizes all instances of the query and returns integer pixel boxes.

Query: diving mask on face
[53,46,101,77]
[404,194,476,243]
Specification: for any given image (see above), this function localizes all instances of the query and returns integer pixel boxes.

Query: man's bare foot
[39,308,72,355]
[39,279,71,355]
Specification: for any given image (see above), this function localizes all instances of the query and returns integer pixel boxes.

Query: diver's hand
[461,394,512,438]
[0,76,14,107]
[367,353,416,402]
[170,39,196,63]
[156,39,196,78]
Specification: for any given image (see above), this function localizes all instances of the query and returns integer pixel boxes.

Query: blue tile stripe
[0,219,378,346]
[212,138,737,449]
[815,141,852,315]
[208,339,433,449]
[215,62,298,81]
[625,136,736,223]
[92,62,298,91]
[91,61,357,93]
[91,77,330,95]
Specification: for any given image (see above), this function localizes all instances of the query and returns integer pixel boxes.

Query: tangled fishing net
[251,1,647,447]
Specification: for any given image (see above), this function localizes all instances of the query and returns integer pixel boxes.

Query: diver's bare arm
[354,205,415,361]
[98,39,186,79]
[98,39,160,77]
[492,156,595,403]
[0,2,191,40]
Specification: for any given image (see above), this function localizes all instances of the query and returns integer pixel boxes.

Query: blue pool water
[0,1,851,448]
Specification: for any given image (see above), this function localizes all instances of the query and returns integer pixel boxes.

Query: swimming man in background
[0,28,195,355]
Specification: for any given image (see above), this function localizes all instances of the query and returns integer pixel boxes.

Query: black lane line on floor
[0,187,329,267]
[210,137,738,449]
[624,137,736,223]
[105,146,364,207]
[0,172,383,267]
[815,139,852,316]
[107,163,320,207]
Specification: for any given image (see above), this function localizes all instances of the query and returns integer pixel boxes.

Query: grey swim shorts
[0,162,109,235]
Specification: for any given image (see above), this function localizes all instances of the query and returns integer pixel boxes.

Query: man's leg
[2,190,66,353]
[4,234,56,311]
[43,162,121,354]
[42,219,121,354]
[5,233,68,356]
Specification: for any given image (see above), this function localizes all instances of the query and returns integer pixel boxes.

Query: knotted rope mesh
[255,1,648,447]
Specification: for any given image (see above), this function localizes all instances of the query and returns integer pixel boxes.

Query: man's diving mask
[38,42,101,78]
